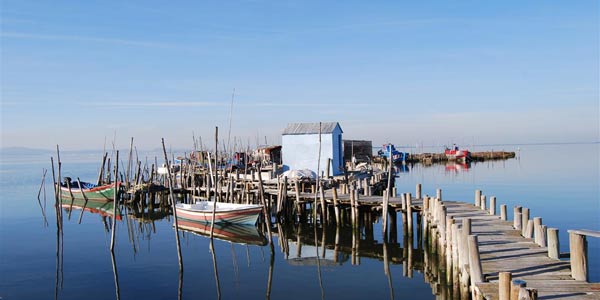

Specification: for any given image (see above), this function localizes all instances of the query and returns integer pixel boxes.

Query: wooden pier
[419,189,600,300]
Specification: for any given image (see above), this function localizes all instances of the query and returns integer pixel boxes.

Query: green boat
[59,178,121,202]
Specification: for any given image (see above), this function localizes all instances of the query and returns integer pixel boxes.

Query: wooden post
[518,288,538,300]
[569,231,588,281]
[383,149,393,235]
[513,206,522,230]
[499,272,512,300]
[436,188,442,201]
[416,183,422,199]
[332,186,340,225]
[458,218,471,269]
[475,189,481,207]
[161,140,183,270]
[110,151,120,252]
[407,200,413,237]
[547,228,560,259]
[521,208,530,236]
[480,195,486,210]
[319,182,327,223]
[524,219,534,239]
[468,235,484,284]
[96,152,108,185]
[500,204,507,221]
[257,166,273,244]
[533,217,544,246]
[489,196,496,215]
[76,177,90,224]
[510,280,526,300]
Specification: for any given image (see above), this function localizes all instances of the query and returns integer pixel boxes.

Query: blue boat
[378,144,409,163]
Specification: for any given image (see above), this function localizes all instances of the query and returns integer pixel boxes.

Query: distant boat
[444,146,471,163]
[175,201,263,225]
[59,178,120,202]
[177,221,267,246]
[378,144,409,163]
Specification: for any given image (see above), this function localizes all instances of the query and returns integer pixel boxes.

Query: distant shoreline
[1,141,598,154]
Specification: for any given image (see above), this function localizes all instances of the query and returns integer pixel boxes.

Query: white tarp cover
[281,169,317,180]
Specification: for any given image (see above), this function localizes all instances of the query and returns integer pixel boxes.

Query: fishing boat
[444,145,471,163]
[175,201,263,225]
[59,178,120,202]
[378,144,409,163]
[177,221,267,246]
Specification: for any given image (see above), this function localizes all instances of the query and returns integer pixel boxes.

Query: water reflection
[178,221,267,246]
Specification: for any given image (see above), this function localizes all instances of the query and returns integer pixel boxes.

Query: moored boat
[378,144,409,164]
[175,201,263,225]
[444,145,471,163]
[59,178,120,202]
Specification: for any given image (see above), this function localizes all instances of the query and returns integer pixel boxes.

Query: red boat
[445,145,471,163]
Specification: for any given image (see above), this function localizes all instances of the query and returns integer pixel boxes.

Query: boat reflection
[177,220,268,246]
[444,161,470,172]
[60,198,122,220]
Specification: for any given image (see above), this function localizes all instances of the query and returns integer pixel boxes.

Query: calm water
[1,143,598,299]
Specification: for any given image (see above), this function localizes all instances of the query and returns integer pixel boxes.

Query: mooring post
[525,219,534,238]
[407,196,413,236]
[459,218,471,271]
[500,204,507,221]
[533,217,545,246]
[510,279,527,300]
[499,272,512,300]
[332,186,340,225]
[522,207,530,237]
[518,288,538,300]
[475,189,482,207]
[468,235,484,286]
[513,206,522,230]
[568,231,588,281]
[436,188,442,201]
[489,196,496,215]
[480,195,486,211]
[547,228,560,259]
[416,183,422,199]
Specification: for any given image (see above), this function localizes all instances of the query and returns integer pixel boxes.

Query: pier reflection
[52,192,468,300]
[273,208,466,300]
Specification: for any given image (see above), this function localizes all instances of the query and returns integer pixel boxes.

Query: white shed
[281,122,344,176]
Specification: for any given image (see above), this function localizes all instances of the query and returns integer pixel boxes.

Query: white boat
[175,201,263,225]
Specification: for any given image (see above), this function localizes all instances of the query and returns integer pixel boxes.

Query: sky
[1,1,598,151]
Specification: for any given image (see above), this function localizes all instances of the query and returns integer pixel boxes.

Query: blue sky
[1,1,598,150]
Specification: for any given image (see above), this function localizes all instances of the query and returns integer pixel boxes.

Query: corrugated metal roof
[282,122,342,135]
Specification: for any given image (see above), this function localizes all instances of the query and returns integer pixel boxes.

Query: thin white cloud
[250,102,369,108]
[1,32,185,49]
[83,101,227,107]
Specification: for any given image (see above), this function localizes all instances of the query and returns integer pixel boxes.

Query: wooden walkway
[437,199,600,300]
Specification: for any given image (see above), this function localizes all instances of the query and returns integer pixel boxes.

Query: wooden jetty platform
[420,189,600,300]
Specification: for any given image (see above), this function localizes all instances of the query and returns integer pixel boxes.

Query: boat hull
[176,202,262,225]
[59,182,120,202]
